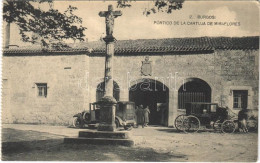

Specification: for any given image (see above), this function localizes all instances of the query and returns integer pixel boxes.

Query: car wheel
[115,119,120,128]
[124,125,133,131]
[73,117,81,128]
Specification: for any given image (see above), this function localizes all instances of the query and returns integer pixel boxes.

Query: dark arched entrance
[129,79,169,126]
[96,81,120,101]
[178,78,211,109]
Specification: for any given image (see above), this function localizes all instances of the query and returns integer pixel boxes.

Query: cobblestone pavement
[1,124,258,161]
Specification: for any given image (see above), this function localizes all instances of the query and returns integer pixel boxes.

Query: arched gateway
[129,78,169,126]
[178,78,211,109]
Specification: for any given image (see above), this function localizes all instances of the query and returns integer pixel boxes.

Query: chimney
[4,22,10,49]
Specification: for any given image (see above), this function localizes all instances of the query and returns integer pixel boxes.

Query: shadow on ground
[2,128,187,161]
[155,128,213,133]
[155,127,257,134]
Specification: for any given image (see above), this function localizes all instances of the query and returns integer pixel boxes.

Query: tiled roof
[4,47,90,54]
[88,36,259,54]
[3,36,259,55]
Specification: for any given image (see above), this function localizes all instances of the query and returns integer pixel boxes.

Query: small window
[36,83,47,97]
[233,90,248,109]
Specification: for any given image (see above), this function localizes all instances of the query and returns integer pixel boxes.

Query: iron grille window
[36,83,47,97]
[233,90,248,109]
[178,92,207,109]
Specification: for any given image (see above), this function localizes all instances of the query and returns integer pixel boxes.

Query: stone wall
[2,54,89,125]
[90,50,258,105]
[212,50,259,111]
[2,49,258,126]
[88,50,258,126]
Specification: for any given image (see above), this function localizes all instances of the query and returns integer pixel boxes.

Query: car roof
[118,101,135,104]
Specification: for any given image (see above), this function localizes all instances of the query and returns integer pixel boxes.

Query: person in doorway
[135,105,144,128]
[143,106,150,127]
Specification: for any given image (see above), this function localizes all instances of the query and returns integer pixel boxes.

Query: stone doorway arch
[178,78,211,109]
[129,78,169,126]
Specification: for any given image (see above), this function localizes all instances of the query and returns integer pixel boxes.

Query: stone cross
[99,5,122,97]
[97,5,122,131]
[99,5,122,37]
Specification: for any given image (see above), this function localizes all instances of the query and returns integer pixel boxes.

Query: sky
[4,0,260,45]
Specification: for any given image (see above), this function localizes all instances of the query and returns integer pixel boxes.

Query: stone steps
[64,137,134,146]
[64,130,134,146]
[78,131,130,139]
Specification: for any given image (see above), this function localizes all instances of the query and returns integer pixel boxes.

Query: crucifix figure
[99,5,122,37]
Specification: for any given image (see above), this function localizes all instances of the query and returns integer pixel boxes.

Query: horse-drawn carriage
[175,102,236,133]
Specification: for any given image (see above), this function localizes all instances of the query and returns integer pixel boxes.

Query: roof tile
[3,36,259,54]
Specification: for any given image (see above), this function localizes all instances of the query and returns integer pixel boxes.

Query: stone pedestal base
[96,96,117,132]
[97,123,116,132]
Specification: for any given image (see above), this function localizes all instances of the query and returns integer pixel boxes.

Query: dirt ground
[1,124,258,162]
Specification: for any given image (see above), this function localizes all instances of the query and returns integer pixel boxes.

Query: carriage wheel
[213,119,222,131]
[184,115,200,133]
[221,120,236,133]
[174,114,189,131]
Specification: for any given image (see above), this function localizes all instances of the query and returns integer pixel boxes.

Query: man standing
[135,105,144,128]
[238,107,248,133]
[143,106,150,127]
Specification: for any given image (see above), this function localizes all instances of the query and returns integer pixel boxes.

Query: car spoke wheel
[221,120,236,133]
[175,115,189,131]
[115,119,120,128]
[83,112,91,122]
[73,117,81,128]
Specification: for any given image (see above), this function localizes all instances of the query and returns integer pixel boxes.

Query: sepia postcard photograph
[1,0,259,161]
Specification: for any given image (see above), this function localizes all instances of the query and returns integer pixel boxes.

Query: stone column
[97,36,117,132]
[120,89,129,101]
[172,90,179,127]
[103,37,116,97]
[168,90,176,127]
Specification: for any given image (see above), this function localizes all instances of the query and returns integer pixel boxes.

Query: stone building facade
[2,36,259,126]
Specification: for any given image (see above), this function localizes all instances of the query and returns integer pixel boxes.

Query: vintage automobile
[73,101,136,130]
[174,102,236,133]
[115,101,136,130]
[72,103,100,128]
